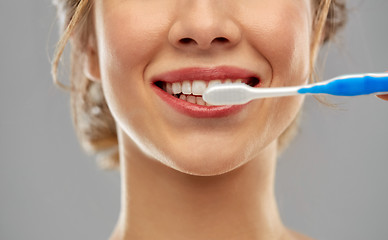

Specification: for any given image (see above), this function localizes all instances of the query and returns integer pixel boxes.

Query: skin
[82,0,351,239]
[377,95,388,101]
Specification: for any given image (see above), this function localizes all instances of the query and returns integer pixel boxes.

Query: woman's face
[90,0,313,175]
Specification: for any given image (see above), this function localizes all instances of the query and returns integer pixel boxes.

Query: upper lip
[150,66,261,83]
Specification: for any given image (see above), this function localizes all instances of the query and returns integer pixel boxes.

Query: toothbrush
[202,72,388,106]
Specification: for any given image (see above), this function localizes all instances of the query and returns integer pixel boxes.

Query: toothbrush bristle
[203,83,251,105]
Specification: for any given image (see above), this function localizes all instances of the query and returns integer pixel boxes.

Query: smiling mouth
[154,77,260,106]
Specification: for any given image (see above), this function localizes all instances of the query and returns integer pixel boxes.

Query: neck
[110,129,287,240]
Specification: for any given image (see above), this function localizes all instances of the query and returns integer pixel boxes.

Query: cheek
[242,2,311,143]
[238,1,311,148]
[241,1,312,86]
[94,2,174,136]
[91,6,159,151]
[96,2,173,76]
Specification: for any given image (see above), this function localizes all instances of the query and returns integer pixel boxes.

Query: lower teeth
[174,94,208,106]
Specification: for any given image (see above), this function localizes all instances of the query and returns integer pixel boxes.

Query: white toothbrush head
[202,83,252,106]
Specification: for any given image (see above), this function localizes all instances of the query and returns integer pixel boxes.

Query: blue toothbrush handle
[298,73,388,96]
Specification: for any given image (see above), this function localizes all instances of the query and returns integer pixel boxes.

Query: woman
[52,0,387,239]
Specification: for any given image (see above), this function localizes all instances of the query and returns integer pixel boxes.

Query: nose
[168,1,242,51]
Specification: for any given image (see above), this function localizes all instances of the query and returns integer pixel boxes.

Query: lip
[150,66,260,83]
[150,66,260,118]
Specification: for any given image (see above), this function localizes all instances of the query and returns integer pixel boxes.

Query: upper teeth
[168,79,243,95]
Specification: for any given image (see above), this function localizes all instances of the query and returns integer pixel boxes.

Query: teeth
[192,80,207,95]
[172,82,182,94]
[182,81,191,94]
[205,101,213,106]
[168,79,244,95]
[187,95,196,104]
[196,97,205,106]
[179,94,187,101]
[166,83,173,94]
[164,78,248,105]
[208,80,222,88]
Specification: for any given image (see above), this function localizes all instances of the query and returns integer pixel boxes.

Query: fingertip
[377,94,388,101]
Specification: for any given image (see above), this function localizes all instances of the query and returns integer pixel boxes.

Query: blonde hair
[51,0,347,170]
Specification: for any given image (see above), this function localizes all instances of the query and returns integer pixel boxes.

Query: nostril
[179,37,229,46]
[212,37,229,44]
[179,38,196,44]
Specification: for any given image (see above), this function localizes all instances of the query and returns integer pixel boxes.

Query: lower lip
[151,84,247,118]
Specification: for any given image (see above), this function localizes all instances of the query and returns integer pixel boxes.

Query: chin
[161,146,250,176]
[171,159,244,176]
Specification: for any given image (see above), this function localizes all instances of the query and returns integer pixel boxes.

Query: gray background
[1,0,387,239]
